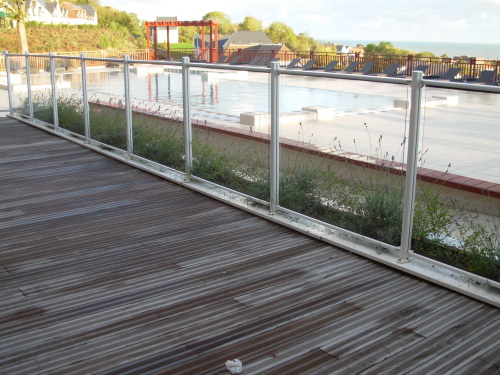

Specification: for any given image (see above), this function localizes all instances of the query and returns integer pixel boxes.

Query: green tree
[364,41,435,57]
[202,11,235,35]
[293,32,317,51]
[264,21,297,48]
[178,26,199,43]
[77,0,100,5]
[365,41,405,56]
[98,7,141,34]
[239,16,262,31]
[415,51,436,58]
[1,0,29,52]
[364,43,377,54]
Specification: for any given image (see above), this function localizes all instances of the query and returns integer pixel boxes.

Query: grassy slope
[1,26,142,53]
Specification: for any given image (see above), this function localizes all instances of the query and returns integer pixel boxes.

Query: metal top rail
[4,51,500,93]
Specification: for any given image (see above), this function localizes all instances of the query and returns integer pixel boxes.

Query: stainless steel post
[49,52,59,130]
[399,70,424,263]
[4,51,14,116]
[81,53,90,142]
[182,56,193,181]
[25,51,33,119]
[269,61,280,214]
[123,55,133,158]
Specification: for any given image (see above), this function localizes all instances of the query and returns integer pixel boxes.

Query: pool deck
[1,117,499,374]
[86,87,500,200]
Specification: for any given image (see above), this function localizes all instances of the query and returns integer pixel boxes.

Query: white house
[335,45,352,54]
[24,0,98,26]
[156,16,178,44]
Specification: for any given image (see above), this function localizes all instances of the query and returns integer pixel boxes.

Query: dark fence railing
[156,48,500,82]
[0,50,149,72]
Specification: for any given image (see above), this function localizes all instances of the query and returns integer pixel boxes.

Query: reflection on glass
[411,87,500,281]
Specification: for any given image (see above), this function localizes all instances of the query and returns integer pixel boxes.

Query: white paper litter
[225,358,243,374]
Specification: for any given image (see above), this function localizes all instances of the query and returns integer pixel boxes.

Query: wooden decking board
[1,118,499,374]
[313,330,425,375]
[241,282,447,373]
[122,304,363,375]
[1,266,305,340]
[408,295,487,337]
[404,320,500,375]
[0,301,244,373]
[309,297,485,374]
[4,237,323,317]
[96,345,201,375]
[355,307,500,374]
[321,292,482,357]
[4,258,391,373]
[450,345,500,375]
[234,253,373,306]
[256,349,338,375]
[153,274,413,374]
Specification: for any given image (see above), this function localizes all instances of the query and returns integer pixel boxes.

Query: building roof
[226,31,273,45]
[78,4,96,17]
[244,44,289,53]
[157,16,177,22]
[27,0,57,14]
[194,36,228,51]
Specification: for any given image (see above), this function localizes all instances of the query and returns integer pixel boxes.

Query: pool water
[84,69,396,117]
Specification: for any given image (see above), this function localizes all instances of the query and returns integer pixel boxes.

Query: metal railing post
[81,53,90,142]
[4,51,14,116]
[123,55,133,158]
[25,51,33,119]
[182,56,193,181]
[399,71,424,263]
[49,52,59,130]
[269,61,280,214]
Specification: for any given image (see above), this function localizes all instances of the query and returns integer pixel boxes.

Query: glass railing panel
[8,55,29,116]
[83,59,127,149]
[128,62,185,170]
[54,57,85,136]
[412,86,500,281]
[30,55,54,124]
[191,67,270,201]
[278,74,411,246]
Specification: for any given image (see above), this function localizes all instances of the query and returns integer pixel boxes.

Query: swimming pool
[84,69,396,117]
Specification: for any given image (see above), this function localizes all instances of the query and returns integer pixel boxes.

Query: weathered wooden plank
[356,307,500,374]
[450,345,500,375]
[241,282,451,373]
[405,320,500,374]
[0,300,243,373]
[257,349,338,375]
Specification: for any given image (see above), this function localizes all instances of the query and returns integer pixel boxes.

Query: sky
[100,0,500,44]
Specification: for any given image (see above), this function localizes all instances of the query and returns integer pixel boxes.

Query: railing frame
[270,61,280,214]
[24,51,33,119]
[4,51,14,116]
[81,53,90,142]
[182,56,193,181]
[123,55,133,158]
[3,51,500,291]
[49,52,59,130]
[399,71,423,263]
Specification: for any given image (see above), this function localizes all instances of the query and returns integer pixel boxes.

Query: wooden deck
[1,117,499,375]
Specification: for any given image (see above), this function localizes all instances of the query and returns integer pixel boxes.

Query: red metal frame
[145,20,219,62]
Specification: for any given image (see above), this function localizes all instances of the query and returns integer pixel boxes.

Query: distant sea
[327,40,500,60]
